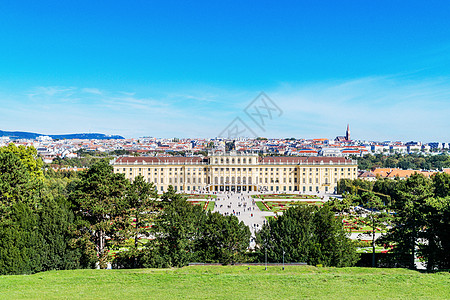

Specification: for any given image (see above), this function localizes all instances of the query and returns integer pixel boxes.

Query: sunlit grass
[1,265,448,299]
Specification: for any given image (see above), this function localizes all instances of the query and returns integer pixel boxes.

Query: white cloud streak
[0,76,449,141]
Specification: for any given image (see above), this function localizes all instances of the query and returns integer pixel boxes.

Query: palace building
[112,152,357,193]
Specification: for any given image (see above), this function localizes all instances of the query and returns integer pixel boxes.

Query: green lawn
[206,201,215,211]
[264,200,324,213]
[0,266,448,299]
[255,201,268,211]
[188,200,215,211]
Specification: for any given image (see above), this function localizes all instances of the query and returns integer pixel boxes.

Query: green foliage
[0,144,44,178]
[0,152,37,219]
[356,192,392,267]
[378,173,450,269]
[337,178,373,195]
[126,175,157,249]
[196,212,251,264]
[354,153,450,171]
[70,160,130,266]
[151,192,206,267]
[256,205,359,267]
[0,174,86,275]
[432,172,450,198]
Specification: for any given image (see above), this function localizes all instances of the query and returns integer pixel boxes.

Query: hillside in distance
[0,130,124,140]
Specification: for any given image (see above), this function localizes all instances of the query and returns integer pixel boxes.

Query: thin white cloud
[1,77,450,140]
[82,88,103,95]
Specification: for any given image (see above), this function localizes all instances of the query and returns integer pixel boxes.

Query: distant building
[113,152,357,194]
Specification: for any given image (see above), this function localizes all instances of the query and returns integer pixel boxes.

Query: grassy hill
[1,265,449,299]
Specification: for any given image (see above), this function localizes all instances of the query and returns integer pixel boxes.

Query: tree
[432,172,450,198]
[126,175,157,249]
[152,190,206,267]
[256,205,358,267]
[418,196,450,270]
[0,144,44,179]
[379,173,433,269]
[0,152,37,219]
[196,212,250,264]
[70,160,130,267]
[356,192,392,267]
[0,151,87,274]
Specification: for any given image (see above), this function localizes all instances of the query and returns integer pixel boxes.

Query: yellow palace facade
[112,153,357,193]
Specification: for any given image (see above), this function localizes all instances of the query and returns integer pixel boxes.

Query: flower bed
[251,194,319,200]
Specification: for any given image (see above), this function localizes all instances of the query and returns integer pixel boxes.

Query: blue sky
[1,1,450,141]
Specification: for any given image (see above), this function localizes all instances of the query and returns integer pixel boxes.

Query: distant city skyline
[1,1,450,140]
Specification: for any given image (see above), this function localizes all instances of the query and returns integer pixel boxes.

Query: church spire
[346,124,350,141]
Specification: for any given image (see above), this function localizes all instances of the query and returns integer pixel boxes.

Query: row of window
[150,184,331,193]
[212,157,255,164]
[118,167,356,173]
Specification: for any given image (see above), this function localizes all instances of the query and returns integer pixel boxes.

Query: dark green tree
[256,205,358,267]
[126,175,157,249]
[152,190,206,267]
[432,172,450,198]
[418,196,450,270]
[196,212,250,264]
[379,173,433,269]
[357,192,392,267]
[70,160,130,267]
[0,152,37,219]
